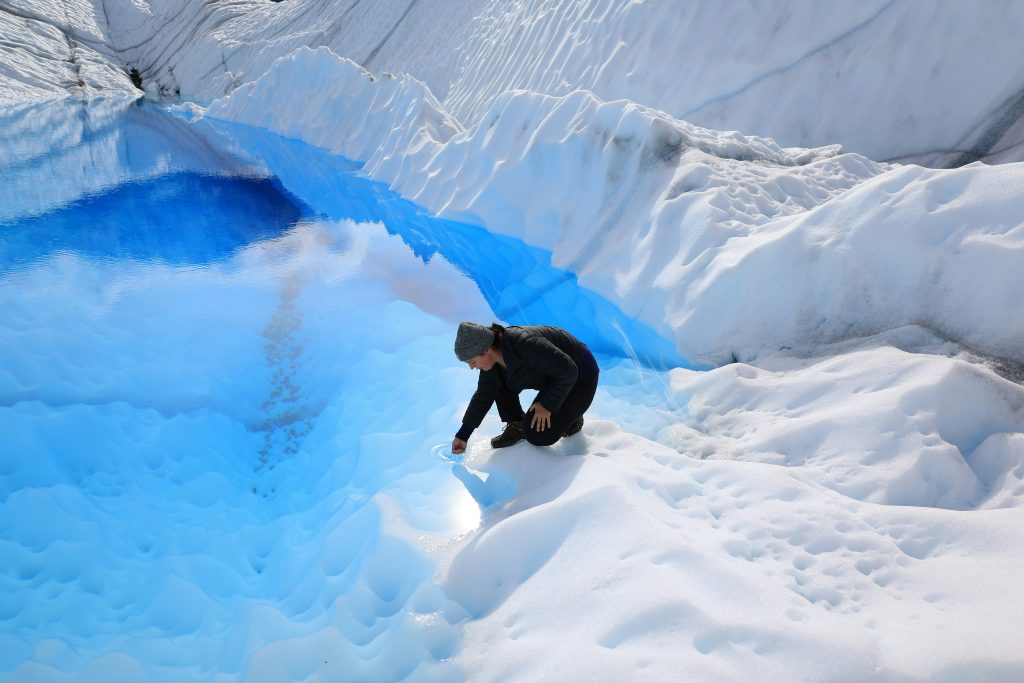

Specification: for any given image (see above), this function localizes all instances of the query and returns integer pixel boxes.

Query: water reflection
[0,97,264,223]
[0,172,308,269]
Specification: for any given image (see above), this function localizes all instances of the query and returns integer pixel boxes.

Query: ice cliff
[3,0,1024,165]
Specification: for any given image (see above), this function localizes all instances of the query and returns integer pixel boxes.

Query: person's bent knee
[525,429,560,447]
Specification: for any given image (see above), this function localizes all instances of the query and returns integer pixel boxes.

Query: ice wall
[0,0,133,101]
[3,0,1024,165]
[438,0,1024,166]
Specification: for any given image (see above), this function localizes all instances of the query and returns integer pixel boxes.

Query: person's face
[467,348,496,371]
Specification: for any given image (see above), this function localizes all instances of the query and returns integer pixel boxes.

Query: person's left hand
[530,402,552,431]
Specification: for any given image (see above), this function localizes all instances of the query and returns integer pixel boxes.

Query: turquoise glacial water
[0,98,684,682]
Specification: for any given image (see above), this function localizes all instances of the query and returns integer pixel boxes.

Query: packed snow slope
[3,0,1024,165]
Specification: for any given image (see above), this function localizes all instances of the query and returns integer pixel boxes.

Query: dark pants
[494,376,598,447]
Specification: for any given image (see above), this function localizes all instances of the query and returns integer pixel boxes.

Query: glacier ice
[2,3,1024,681]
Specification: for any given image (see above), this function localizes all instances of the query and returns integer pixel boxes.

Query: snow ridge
[203,46,1024,369]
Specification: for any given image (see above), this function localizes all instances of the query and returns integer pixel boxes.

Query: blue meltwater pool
[0,98,686,682]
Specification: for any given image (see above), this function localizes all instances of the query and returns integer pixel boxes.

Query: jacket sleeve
[457,370,498,441]
[521,335,578,413]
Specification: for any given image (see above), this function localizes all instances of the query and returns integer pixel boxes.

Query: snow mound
[671,345,1024,509]
[676,161,1024,364]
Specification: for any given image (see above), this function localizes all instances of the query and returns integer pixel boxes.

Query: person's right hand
[451,438,468,455]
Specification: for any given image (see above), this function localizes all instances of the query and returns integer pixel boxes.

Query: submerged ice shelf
[0,99,687,681]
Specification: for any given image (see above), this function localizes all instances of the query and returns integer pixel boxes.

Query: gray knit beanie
[454,322,495,361]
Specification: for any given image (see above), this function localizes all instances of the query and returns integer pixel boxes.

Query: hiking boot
[563,417,584,437]
[490,421,524,448]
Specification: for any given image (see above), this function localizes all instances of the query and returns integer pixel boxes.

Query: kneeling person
[451,322,599,455]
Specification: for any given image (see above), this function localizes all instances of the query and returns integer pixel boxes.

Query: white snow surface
[3,2,1024,682]
[449,423,1024,682]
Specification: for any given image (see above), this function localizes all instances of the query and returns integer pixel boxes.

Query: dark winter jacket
[457,325,598,440]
